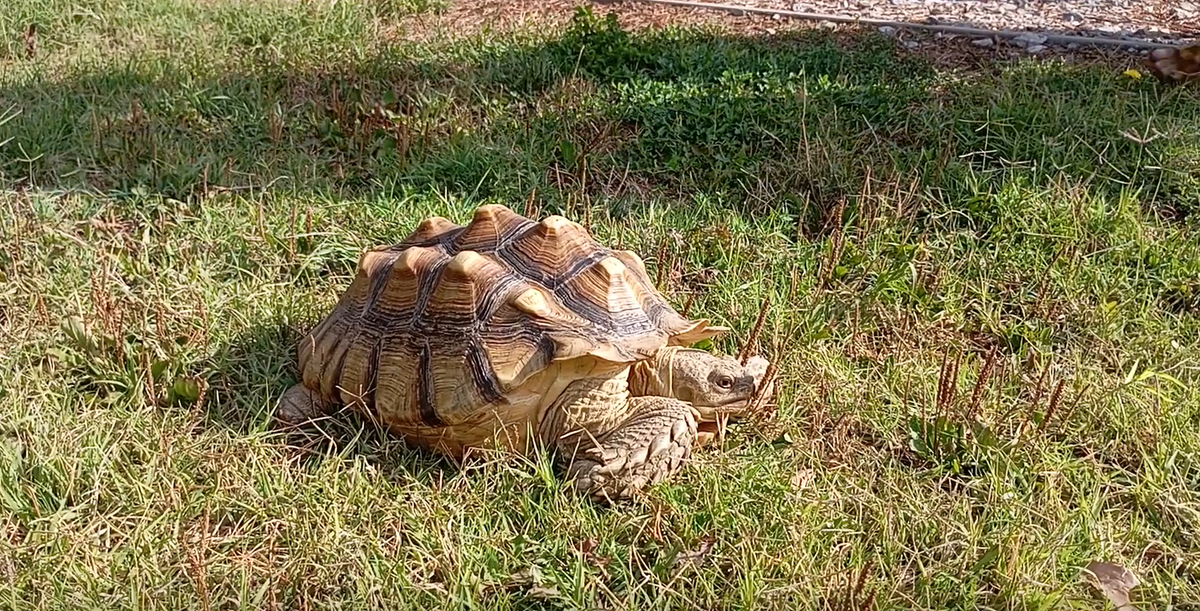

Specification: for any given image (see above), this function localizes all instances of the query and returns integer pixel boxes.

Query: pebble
[771,12,781,20]
[1013,33,1048,47]
[972,37,995,47]
[1025,44,1047,53]
[903,40,920,49]
[878,25,897,35]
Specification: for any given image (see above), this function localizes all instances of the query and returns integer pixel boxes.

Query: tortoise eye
[716,377,733,389]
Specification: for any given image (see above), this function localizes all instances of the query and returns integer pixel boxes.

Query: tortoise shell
[297,204,717,435]
[1146,45,1200,84]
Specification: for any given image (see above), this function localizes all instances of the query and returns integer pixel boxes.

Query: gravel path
[687,0,1198,45]
[400,0,1197,61]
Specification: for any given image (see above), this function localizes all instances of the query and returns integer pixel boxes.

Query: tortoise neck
[628,346,682,398]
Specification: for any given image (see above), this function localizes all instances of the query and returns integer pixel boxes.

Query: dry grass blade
[681,291,696,317]
[654,235,671,289]
[669,539,714,577]
[738,296,770,365]
[935,348,962,417]
[1037,378,1066,433]
[23,23,36,59]
[965,346,997,420]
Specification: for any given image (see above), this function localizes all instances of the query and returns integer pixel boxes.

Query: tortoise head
[630,347,774,427]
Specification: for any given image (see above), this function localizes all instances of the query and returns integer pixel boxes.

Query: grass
[2,0,1200,608]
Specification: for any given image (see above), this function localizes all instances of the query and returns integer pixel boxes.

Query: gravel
[688,0,1197,47]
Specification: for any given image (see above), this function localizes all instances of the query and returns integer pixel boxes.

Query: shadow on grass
[1,8,1197,221]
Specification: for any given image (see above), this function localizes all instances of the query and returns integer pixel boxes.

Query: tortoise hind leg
[563,397,699,504]
[275,383,335,429]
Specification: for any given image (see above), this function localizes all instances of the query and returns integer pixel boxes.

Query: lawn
[2,0,1199,608]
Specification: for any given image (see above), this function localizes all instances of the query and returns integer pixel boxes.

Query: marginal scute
[667,319,728,347]
[372,337,418,422]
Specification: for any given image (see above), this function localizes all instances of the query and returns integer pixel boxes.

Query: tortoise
[276,204,773,502]
[1146,45,1199,84]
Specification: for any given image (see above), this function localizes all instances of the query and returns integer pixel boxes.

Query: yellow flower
[1123,69,1143,79]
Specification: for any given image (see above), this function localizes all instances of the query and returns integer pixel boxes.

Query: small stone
[904,41,920,49]
[878,25,897,36]
[1013,33,1048,47]
[1067,43,1080,50]
[972,37,995,47]
[1026,44,1046,53]
[1062,11,1084,23]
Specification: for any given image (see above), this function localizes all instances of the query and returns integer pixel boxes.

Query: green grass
[3,0,1200,608]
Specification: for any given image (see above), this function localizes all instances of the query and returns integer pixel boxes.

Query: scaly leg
[562,397,699,504]
[275,383,336,429]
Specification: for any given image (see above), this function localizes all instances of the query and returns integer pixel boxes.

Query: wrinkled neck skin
[627,346,686,397]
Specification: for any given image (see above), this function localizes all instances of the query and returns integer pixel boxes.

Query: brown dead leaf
[576,537,598,556]
[1083,561,1140,611]
[526,585,561,601]
[789,468,815,491]
[500,566,563,601]
[23,24,36,59]
[670,539,714,577]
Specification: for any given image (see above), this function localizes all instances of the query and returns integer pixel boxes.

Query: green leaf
[60,316,96,353]
[969,545,1001,574]
[151,360,171,382]
[558,139,577,168]
[171,377,202,403]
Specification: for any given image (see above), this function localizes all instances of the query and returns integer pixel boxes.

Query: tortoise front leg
[562,397,699,504]
[275,383,336,429]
